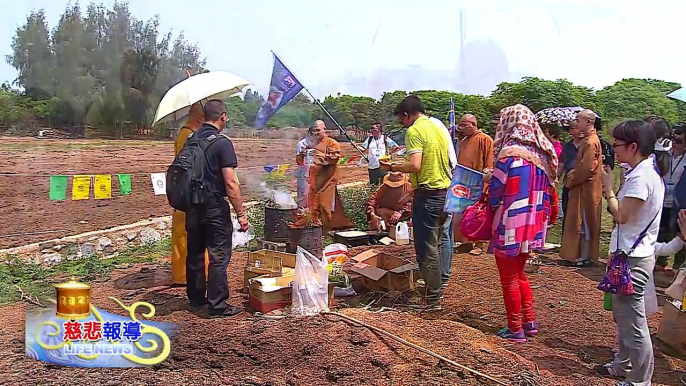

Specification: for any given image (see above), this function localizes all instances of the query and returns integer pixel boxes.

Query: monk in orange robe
[171,102,209,285]
[296,120,354,233]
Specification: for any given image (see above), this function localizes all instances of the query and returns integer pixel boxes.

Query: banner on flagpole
[254,53,304,129]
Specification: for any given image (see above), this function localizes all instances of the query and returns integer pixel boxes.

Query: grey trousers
[612,255,655,386]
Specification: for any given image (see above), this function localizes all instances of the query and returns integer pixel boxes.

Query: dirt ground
[0,137,367,249]
[1,247,684,386]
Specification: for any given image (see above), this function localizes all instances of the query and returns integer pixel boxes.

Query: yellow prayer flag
[72,175,91,200]
[274,164,290,177]
[94,175,112,199]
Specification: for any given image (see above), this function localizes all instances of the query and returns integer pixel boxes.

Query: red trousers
[495,253,536,332]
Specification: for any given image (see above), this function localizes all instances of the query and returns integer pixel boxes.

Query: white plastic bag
[292,246,330,316]
[231,218,254,249]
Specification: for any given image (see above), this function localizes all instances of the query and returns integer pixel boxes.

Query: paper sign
[150,173,166,195]
[72,175,91,200]
[117,174,132,196]
[94,175,112,199]
[49,175,68,201]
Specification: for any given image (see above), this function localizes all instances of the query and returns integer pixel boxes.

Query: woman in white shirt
[595,120,663,386]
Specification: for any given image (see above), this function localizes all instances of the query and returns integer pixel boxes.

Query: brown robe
[309,137,354,233]
[365,182,413,229]
[560,132,602,262]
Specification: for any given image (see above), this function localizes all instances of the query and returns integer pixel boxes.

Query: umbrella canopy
[152,71,251,126]
[668,87,686,103]
[535,106,601,129]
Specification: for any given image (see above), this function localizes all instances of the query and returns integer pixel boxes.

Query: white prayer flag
[150,173,166,195]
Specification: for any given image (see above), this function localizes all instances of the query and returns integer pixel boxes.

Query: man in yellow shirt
[380,95,452,309]
[171,102,209,285]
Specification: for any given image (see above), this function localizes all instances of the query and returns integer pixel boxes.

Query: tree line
[4,2,686,138]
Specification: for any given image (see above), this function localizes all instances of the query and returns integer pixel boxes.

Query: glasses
[674,138,685,145]
[612,142,628,149]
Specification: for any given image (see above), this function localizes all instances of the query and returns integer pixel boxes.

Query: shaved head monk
[454,114,494,255]
[560,109,602,266]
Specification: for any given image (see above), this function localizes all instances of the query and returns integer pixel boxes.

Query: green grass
[0,238,171,305]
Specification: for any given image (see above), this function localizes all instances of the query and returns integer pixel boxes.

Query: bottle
[603,292,612,311]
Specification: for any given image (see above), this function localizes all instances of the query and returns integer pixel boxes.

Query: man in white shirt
[356,123,399,185]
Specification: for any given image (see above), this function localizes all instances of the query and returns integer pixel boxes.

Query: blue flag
[448,97,456,140]
[254,53,304,128]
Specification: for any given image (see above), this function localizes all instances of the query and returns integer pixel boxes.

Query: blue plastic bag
[444,165,484,214]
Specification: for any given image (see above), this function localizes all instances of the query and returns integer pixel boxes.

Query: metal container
[264,205,296,242]
[55,280,91,319]
[287,226,323,258]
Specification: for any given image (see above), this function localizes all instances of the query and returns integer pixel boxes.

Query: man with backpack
[167,99,250,318]
[356,122,398,185]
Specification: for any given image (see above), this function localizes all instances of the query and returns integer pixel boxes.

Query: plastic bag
[292,246,329,316]
[231,217,254,250]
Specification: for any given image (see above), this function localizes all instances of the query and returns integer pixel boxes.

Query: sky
[2,0,686,99]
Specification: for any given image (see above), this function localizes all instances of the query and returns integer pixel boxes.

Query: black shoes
[208,305,243,318]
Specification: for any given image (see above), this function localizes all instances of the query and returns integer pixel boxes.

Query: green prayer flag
[49,175,68,201]
[117,174,132,196]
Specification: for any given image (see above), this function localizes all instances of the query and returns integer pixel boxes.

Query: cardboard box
[243,250,296,290]
[349,249,418,292]
[248,275,295,314]
[248,275,335,314]
[657,300,686,358]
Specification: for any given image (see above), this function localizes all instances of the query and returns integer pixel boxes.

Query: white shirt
[362,135,398,169]
[664,151,686,208]
[428,117,458,171]
[610,157,665,258]
[295,138,310,179]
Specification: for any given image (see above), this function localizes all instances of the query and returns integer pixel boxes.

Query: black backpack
[599,138,615,170]
[166,132,226,211]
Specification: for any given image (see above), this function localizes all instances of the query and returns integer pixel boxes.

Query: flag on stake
[72,175,91,200]
[254,53,304,128]
[448,97,456,140]
[274,164,290,176]
[49,175,68,201]
[346,155,361,165]
[338,156,350,165]
[263,165,278,173]
[150,173,166,195]
[94,175,112,199]
[117,174,132,195]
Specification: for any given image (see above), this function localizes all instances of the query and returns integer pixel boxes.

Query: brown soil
[1,248,684,385]
[0,137,367,249]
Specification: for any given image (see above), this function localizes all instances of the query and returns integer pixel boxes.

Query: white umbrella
[152,71,251,126]
[668,87,686,103]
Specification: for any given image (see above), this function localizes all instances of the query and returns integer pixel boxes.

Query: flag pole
[270,50,367,160]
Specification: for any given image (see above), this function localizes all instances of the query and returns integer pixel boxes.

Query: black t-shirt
[194,124,238,197]
[561,140,578,174]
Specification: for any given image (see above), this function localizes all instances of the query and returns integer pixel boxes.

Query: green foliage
[340,185,376,229]
[5,4,686,135]
[596,78,679,124]
[6,2,205,132]
[0,238,170,305]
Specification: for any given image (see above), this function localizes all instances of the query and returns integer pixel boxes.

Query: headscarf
[493,104,558,185]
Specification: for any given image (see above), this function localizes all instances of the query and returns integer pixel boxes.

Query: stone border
[0,181,368,265]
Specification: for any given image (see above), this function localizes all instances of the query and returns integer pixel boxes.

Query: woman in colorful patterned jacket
[483,104,558,343]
